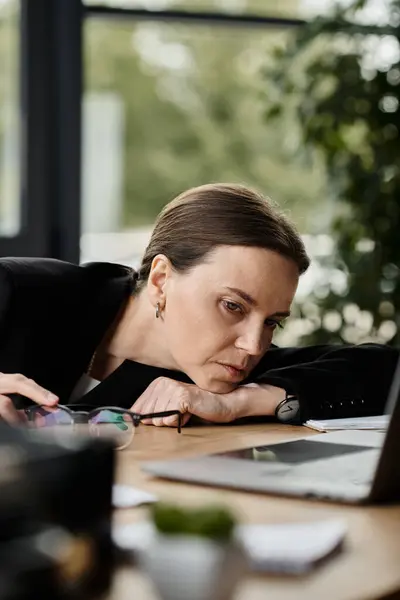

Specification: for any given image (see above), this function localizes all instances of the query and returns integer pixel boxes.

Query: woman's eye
[223,300,243,314]
[265,319,285,330]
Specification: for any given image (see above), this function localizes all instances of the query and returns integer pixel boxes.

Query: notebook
[304,415,389,433]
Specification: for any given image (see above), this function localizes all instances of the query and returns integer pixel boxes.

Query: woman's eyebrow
[224,286,257,305]
[224,287,290,317]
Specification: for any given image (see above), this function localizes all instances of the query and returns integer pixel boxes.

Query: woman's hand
[132,377,242,428]
[132,377,286,428]
[0,373,59,425]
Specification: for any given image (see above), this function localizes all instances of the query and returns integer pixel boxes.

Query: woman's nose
[235,328,266,357]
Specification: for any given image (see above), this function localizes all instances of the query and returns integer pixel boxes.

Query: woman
[0,183,397,427]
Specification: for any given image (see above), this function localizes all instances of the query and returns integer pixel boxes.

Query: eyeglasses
[25,404,182,450]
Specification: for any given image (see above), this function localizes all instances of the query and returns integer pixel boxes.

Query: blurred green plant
[267,0,400,346]
[151,503,236,541]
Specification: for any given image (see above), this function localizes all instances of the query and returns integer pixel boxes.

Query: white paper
[112,485,158,508]
[305,415,389,433]
[113,521,156,550]
[236,519,347,573]
[113,519,346,574]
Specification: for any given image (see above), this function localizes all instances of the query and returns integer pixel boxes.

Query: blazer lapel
[52,263,135,402]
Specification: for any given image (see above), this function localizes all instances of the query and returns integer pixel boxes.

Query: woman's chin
[198,379,238,394]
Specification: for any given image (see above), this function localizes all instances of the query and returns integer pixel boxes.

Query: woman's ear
[147,254,172,307]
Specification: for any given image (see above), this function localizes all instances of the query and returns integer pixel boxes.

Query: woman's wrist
[232,383,286,419]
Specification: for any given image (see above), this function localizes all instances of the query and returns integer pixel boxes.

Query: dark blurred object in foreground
[0,424,115,600]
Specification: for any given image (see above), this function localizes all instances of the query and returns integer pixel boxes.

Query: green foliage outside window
[266,0,400,346]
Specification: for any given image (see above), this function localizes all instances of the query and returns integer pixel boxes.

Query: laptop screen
[216,439,371,464]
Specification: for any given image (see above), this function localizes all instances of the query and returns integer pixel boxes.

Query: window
[0,0,20,237]
[82,19,328,267]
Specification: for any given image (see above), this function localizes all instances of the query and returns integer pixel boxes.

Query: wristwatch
[274,393,301,424]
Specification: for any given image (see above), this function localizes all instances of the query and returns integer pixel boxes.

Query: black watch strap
[275,393,301,424]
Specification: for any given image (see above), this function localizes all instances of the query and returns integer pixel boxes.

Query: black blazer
[0,257,397,420]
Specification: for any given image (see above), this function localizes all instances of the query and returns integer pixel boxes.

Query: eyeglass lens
[26,406,135,450]
[90,409,134,449]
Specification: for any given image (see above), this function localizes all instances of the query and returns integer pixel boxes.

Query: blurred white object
[139,534,246,600]
[112,484,157,508]
[236,519,346,574]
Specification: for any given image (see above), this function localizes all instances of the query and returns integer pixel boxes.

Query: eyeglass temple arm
[134,410,182,433]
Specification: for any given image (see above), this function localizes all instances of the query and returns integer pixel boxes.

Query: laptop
[142,355,400,504]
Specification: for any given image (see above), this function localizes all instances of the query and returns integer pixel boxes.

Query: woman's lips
[218,363,246,381]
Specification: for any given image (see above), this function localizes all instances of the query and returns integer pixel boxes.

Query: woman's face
[160,245,299,393]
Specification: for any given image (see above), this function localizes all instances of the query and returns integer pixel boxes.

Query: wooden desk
[110,423,400,600]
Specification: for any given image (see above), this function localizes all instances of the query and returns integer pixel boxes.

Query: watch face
[276,397,300,423]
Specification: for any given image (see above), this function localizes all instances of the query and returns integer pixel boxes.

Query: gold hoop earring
[155,302,161,319]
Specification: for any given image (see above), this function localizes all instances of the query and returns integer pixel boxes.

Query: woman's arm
[132,343,399,427]
[246,343,399,420]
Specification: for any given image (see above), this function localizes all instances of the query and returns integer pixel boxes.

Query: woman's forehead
[196,245,298,278]
[186,246,299,304]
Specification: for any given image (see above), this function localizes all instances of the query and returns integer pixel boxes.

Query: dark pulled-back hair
[136,183,310,287]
